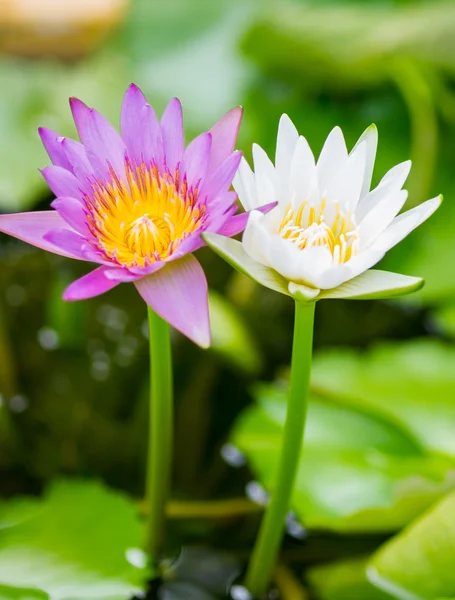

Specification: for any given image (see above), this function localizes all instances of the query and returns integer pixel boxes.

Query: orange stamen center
[85,161,206,268]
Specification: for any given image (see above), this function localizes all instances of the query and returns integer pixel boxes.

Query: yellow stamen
[85,161,206,268]
[279,200,359,264]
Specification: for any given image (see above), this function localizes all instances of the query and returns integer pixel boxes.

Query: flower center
[279,200,359,264]
[85,161,206,268]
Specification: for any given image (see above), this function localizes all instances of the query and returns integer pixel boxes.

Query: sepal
[318,269,424,300]
[202,233,290,296]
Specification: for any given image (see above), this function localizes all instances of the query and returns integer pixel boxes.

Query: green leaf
[308,557,392,600]
[311,340,455,459]
[0,479,148,599]
[430,303,455,339]
[368,490,455,600]
[231,383,455,533]
[318,270,424,301]
[202,233,290,296]
[0,56,130,212]
[241,2,455,92]
[208,291,263,375]
[0,585,49,600]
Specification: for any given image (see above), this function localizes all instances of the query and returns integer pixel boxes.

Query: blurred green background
[2,0,455,598]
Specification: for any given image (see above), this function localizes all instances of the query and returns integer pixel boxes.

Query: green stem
[245,300,315,598]
[146,307,173,569]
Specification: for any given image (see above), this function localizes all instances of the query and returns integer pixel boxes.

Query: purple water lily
[0,84,251,347]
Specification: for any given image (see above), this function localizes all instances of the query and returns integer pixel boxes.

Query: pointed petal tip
[165,96,182,111]
[194,327,211,349]
[38,126,49,139]
[69,96,92,115]
[124,82,148,102]
[279,112,295,127]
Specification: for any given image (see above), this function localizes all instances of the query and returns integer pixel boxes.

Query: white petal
[289,135,318,205]
[267,239,333,288]
[316,250,385,289]
[253,143,279,207]
[275,114,299,182]
[356,160,411,222]
[371,195,442,253]
[233,157,258,210]
[266,236,303,281]
[317,126,348,192]
[325,141,366,211]
[358,189,408,250]
[351,124,378,199]
[242,209,271,265]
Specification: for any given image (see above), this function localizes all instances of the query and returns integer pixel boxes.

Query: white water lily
[204,116,442,301]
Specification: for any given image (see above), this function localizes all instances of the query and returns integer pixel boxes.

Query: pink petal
[201,151,242,200]
[51,197,88,235]
[211,200,277,237]
[216,211,247,238]
[38,128,72,171]
[63,266,120,300]
[104,268,143,282]
[161,97,184,172]
[0,211,85,259]
[182,132,212,188]
[70,97,127,179]
[61,137,94,185]
[43,229,89,261]
[134,254,210,348]
[208,106,243,175]
[121,261,166,277]
[120,84,164,168]
[41,166,84,200]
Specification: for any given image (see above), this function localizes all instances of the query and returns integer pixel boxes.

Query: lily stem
[146,307,173,570]
[245,300,315,598]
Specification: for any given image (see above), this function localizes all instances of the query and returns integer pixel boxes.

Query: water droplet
[221,443,246,467]
[115,335,139,367]
[125,547,147,568]
[286,511,307,539]
[38,327,59,350]
[91,350,111,381]
[230,585,253,600]
[245,481,269,506]
[9,395,28,413]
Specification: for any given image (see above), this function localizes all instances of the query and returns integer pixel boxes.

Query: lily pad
[369,490,455,599]
[308,557,392,600]
[231,383,455,532]
[311,339,455,459]
[0,479,148,600]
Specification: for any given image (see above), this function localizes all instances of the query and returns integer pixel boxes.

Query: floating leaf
[312,340,455,459]
[0,479,148,600]
[231,383,455,532]
[369,490,455,599]
[308,557,391,600]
